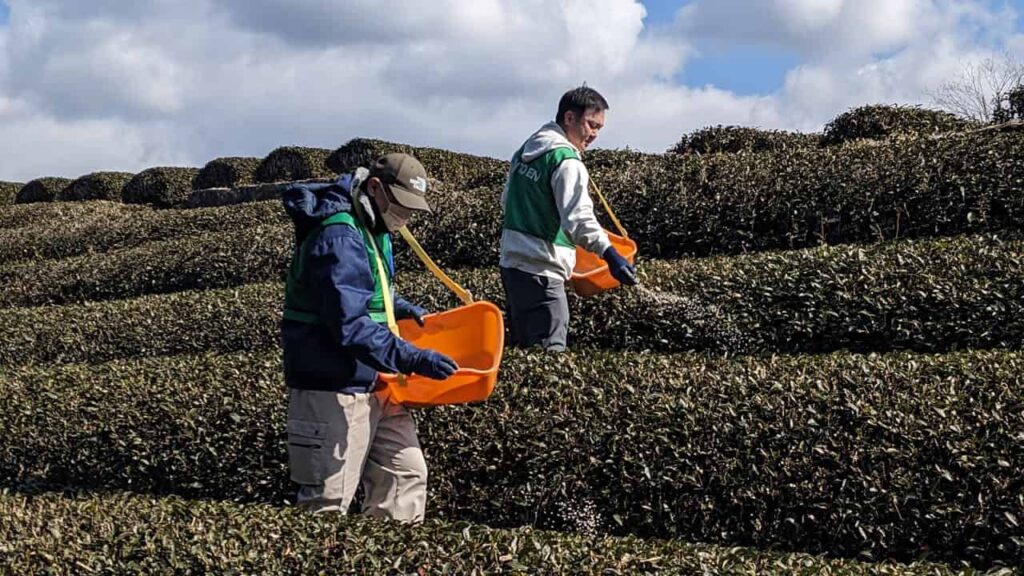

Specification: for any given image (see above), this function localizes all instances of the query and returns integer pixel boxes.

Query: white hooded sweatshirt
[499,121,612,280]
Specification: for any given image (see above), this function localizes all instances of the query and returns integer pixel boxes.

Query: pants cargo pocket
[287,419,328,485]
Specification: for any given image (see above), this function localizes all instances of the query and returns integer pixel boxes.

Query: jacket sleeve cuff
[592,233,613,257]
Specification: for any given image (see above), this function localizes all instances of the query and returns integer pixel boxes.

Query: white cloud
[3,0,209,120]
[676,0,936,62]
[807,5,1018,120]
[0,0,696,180]
[598,83,785,151]
[1013,33,1024,56]
[0,112,189,180]
[773,0,844,30]
[210,0,463,47]
[0,0,1020,181]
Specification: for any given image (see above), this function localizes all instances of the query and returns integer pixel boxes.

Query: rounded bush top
[669,125,819,155]
[123,167,201,208]
[821,104,977,146]
[16,176,73,204]
[58,171,135,202]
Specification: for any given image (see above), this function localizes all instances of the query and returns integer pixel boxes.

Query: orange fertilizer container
[571,230,638,297]
[380,301,504,407]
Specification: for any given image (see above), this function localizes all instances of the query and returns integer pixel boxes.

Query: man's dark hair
[555,85,609,125]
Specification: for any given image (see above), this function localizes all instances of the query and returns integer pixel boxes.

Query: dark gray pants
[500,266,569,352]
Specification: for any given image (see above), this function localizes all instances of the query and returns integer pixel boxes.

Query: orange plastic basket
[571,231,638,297]
[380,301,504,407]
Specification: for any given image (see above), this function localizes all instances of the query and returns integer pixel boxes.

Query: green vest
[283,211,393,325]
[503,146,579,248]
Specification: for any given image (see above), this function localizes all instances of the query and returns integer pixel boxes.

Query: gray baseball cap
[368,153,432,212]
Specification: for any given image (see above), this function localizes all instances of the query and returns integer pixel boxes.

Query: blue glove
[394,297,428,327]
[602,246,638,286]
[411,349,458,380]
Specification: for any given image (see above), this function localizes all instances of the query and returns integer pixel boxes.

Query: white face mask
[379,205,409,231]
[372,182,412,231]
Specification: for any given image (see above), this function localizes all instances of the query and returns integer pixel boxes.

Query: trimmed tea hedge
[0,234,1020,362]
[0,283,279,366]
[1,348,1020,567]
[821,105,978,146]
[15,177,72,204]
[398,181,503,267]
[0,492,966,576]
[0,200,148,232]
[185,178,500,267]
[192,156,261,189]
[254,146,334,183]
[203,130,1024,263]
[325,130,1021,262]
[0,224,290,307]
[588,129,1024,257]
[123,167,201,208]
[626,234,1024,354]
[0,181,21,205]
[0,200,284,264]
[15,132,1024,272]
[164,130,1024,263]
[56,171,133,202]
[327,138,509,189]
[669,125,820,155]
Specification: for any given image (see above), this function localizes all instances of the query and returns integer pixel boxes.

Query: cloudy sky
[0,0,1022,182]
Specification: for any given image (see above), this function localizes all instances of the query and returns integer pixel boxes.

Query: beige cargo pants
[286,387,427,522]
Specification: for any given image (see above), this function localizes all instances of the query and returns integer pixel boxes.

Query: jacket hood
[282,170,369,240]
[521,121,578,163]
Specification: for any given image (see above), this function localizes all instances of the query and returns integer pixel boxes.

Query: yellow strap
[590,179,628,239]
[370,241,406,387]
[397,225,474,305]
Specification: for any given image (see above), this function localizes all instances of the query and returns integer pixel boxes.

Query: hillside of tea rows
[1,105,1021,574]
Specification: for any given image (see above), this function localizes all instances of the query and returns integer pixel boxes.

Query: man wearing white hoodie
[499,86,638,351]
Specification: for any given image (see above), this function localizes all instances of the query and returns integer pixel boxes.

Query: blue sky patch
[682,45,802,95]
[642,1,799,94]
[0,2,9,26]
[642,0,1024,94]
[641,0,692,25]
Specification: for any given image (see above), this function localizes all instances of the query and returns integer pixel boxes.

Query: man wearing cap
[280,153,458,521]
[500,85,638,352]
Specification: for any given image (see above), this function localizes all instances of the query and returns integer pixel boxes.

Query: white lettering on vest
[511,157,541,183]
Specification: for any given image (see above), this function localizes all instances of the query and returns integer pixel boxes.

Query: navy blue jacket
[280,175,424,393]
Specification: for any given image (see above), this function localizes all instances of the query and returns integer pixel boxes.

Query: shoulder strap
[320,211,357,228]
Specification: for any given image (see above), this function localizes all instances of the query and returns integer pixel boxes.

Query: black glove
[411,349,458,380]
[602,246,638,286]
[394,297,428,327]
